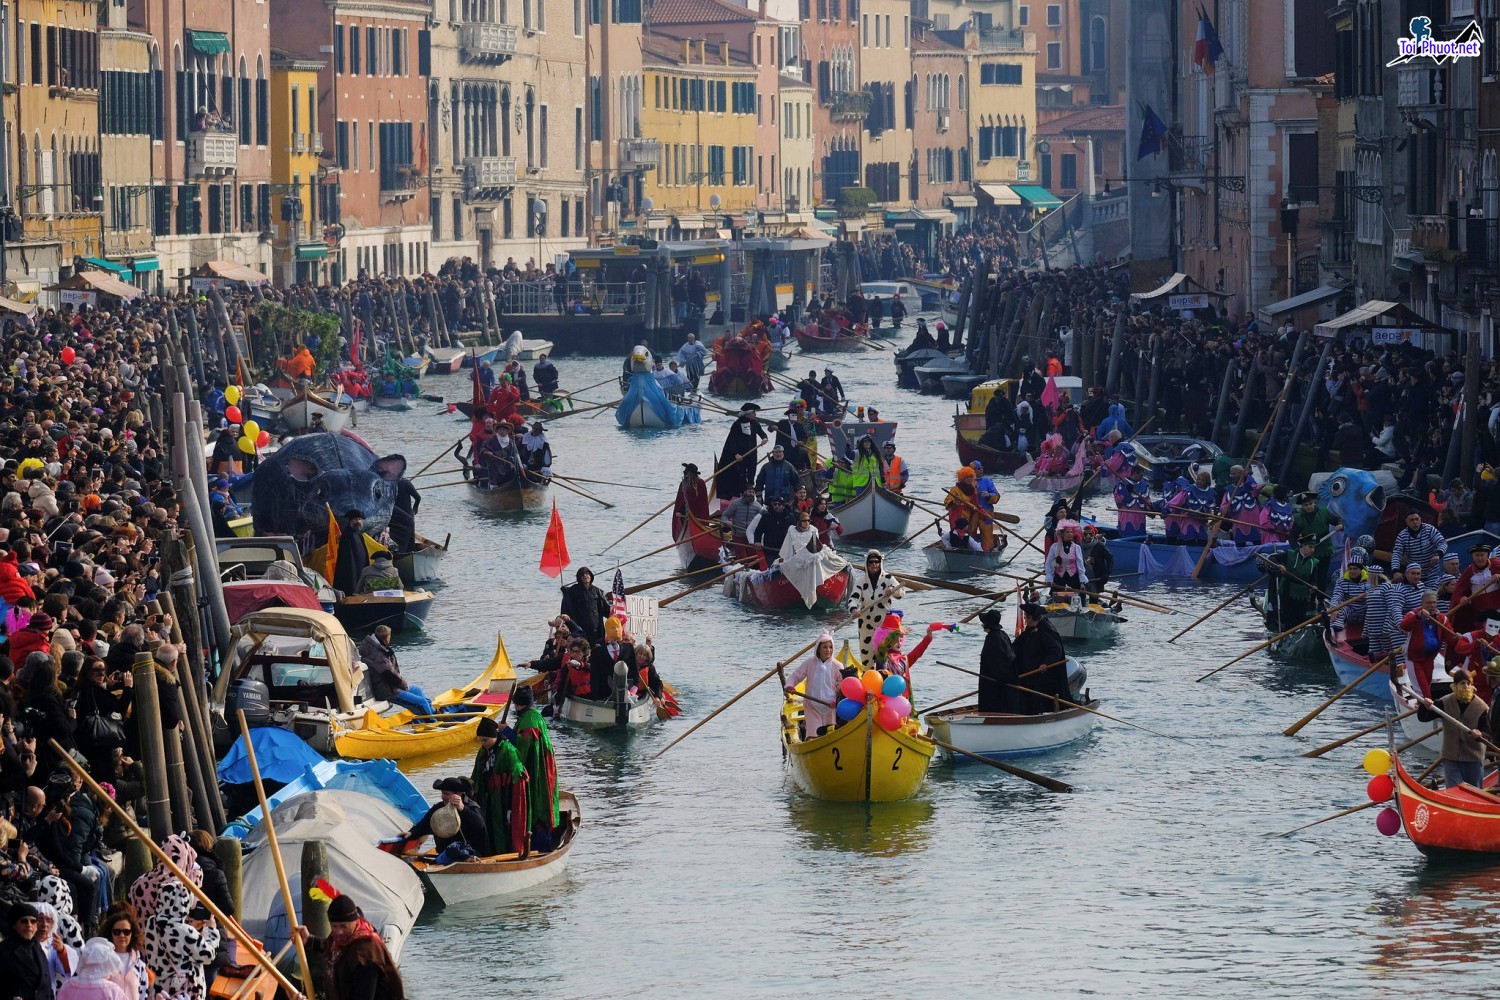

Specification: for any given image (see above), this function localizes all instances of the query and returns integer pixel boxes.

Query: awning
[976,183,1021,205]
[885,209,959,224]
[188,29,231,55]
[48,270,144,299]
[82,256,131,276]
[130,255,160,272]
[178,259,270,284]
[0,296,36,317]
[673,215,705,229]
[295,242,328,261]
[1259,283,1345,321]
[644,216,670,231]
[1011,185,1064,209]
[1391,250,1424,274]
[945,194,979,208]
[1314,300,1441,339]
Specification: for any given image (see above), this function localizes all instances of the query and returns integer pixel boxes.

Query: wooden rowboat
[394,533,448,587]
[832,485,913,542]
[726,564,851,611]
[1392,753,1500,856]
[425,346,467,373]
[926,700,1098,759]
[397,354,432,376]
[672,512,724,572]
[921,542,1006,575]
[370,392,414,411]
[1323,627,1393,701]
[407,791,580,903]
[467,477,550,513]
[1045,598,1123,643]
[335,590,434,635]
[793,323,868,352]
[281,387,356,434]
[781,695,933,801]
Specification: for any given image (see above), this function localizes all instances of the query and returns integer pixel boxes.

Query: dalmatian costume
[847,551,907,665]
[37,873,85,948]
[147,878,221,1000]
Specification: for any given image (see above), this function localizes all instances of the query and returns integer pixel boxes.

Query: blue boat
[1104,534,1287,585]
[616,371,702,429]
[220,755,429,839]
[1323,628,1392,701]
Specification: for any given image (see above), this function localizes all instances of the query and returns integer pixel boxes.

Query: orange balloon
[861,670,883,694]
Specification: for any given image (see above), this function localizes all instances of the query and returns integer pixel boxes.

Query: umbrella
[217,728,326,785]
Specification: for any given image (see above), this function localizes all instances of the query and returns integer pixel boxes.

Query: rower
[1113,463,1152,538]
[968,460,996,546]
[1259,533,1323,628]
[470,716,529,856]
[722,485,764,552]
[532,353,560,396]
[519,421,553,479]
[1400,590,1453,699]
[1436,552,1462,613]
[1453,613,1500,706]
[1080,524,1112,592]
[1330,548,1375,636]
[976,608,1022,714]
[747,495,795,564]
[1013,602,1069,714]
[400,777,489,855]
[1292,490,1342,561]
[1390,511,1446,592]
[510,685,561,853]
[785,630,841,738]
[1259,485,1295,545]
[1221,465,1261,545]
[1413,667,1490,789]
[1367,563,1425,665]
[819,367,846,412]
[1450,541,1500,633]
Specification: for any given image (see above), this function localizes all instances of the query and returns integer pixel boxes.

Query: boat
[1044,597,1123,643]
[672,509,725,572]
[219,754,429,839]
[827,420,898,455]
[781,694,934,802]
[404,791,580,904]
[1391,752,1500,856]
[768,345,793,372]
[941,373,987,400]
[533,674,681,731]
[1323,626,1394,701]
[1103,534,1286,585]
[707,329,774,398]
[952,380,1030,474]
[464,333,555,365]
[280,387,356,434]
[394,533,448,587]
[516,338,554,360]
[371,391,414,411]
[921,542,1007,574]
[927,700,1096,759]
[913,356,971,394]
[616,370,703,429]
[467,476,550,513]
[1389,658,1442,756]
[832,485,913,542]
[724,562,852,611]
[425,345,468,373]
[397,354,432,377]
[906,275,953,310]
[894,347,951,390]
[1259,591,1329,663]
[216,535,337,619]
[794,322,868,352]
[335,589,435,635]
[331,634,518,760]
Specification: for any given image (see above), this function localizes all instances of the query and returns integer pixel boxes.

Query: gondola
[1103,534,1287,585]
[723,562,851,611]
[281,386,356,434]
[672,511,724,572]
[1323,626,1394,701]
[921,542,1007,574]
[793,322,868,352]
[335,589,435,634]
[1044,598,1123,643]
[405,792,580,903]
[831,485,913,542]
[467,475,550,513]
[1391,753,1500,856]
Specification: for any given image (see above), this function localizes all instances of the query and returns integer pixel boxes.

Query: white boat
[1044,597,1124,643]
[281,388,355,434]
[921,542,1005,574]
[559,691,659,729]
[517,339,554,360]
[926,700,1099,759]
[913,356,971,393]
[407,791,579,905]
[832,485,913,542]
[425,346,468,373]
[394,533,447,587]
[370,392,414,411]
[1391,659,1442,756]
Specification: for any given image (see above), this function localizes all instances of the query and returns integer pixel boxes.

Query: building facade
[586,0,651,238]
[802,0,860,205]
[269,53,327,286]
[911,26,970,216]
[858,0,912,206]
[99,5,157,289]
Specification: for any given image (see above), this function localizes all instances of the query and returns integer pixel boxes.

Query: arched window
[238,56,251,144]
[1090,16,1107,72]
[255,55,268,145]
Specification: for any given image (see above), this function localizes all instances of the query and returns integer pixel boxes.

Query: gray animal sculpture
[251,432,407,541]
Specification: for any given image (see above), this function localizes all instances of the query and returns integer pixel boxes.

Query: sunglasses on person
[110,926,132,938]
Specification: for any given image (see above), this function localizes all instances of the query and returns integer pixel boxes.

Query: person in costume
[943,517,984,551]
[969,461,999,549]
[1435,551,1462,614]
[976,607,1022,713]
[1220,465,1261,545]
[1043,522,1089,594]
[1167,470,1219,543]
[1412,666,1490,789]
[1113,463,1152,537]
[1258,484,1295,545]
[943,467,986,539]
[672,462,712,545]
[774,507,847,606]
[1329,548,1375,633]
[1260,534,1323,629]
[1451,613,1500,706]
[300,891,405,1000]
[1449,541,1500,633]
[869,612,949,685]
[1081,524,1113,592]
[511,686,560,852]
[306,510,383,594]
[1390,510,1447,592]
[1367,563,1426,661]
[717,404,768,497]
[588,616,639,698]
[1400,590,1456,700]
[401,776,489,853]
[847,550,906,664]
[1013,602,1069,714]
[1291,490,1342,561]
[470,716,529,856]
[784,631,841,738]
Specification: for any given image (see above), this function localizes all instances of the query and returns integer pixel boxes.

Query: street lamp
[532,197,547,269]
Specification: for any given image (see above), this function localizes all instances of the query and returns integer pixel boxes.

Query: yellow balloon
[241,420,261,440]
[1362,748,1392,777]
[224,384,241,406]
[237,435,257,455]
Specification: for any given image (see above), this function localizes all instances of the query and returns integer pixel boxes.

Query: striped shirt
[1366,580,1424,656]
[1389,524,1447,589]
[1330,574,1372,629]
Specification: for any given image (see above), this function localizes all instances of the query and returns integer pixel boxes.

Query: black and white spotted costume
[847,565,906,665]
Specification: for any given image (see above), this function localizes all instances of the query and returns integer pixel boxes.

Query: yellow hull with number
[780,697,934,802]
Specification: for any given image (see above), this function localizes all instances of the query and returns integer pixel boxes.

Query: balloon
[257,430,271,448]
[836,698,863,722]
[1366,774,1395,804]
[840,676,866,702]
[60,346,76,364]
[887,695,912,719]
[876,705,901,731]
[1375,807,1402,836]
[224,384,241,405]
[861,670,883,694]
[241,420,261,440]
[881,674,907,697]
[1362,748,1392,777]
[237,435,257,455]
[225,405,242,424]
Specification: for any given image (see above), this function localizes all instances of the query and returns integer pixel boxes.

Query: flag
[324,504,340,584]
[1194,6,1224,73]
[610,568,628,623]
[1136,103,1169,161]
[1040,374,1060,412]
[539,502,570,578]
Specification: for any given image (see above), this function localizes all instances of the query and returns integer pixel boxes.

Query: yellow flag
[324,504,340,583]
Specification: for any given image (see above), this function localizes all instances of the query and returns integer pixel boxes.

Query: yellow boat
[779,641,934,802]
[332,633,517,760]
[227,514,254,538]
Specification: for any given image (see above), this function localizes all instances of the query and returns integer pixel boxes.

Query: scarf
[330,916,379,963]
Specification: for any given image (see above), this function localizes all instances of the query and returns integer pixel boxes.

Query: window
[1018,5,1029,26]
[392,29,404,75]
[1046,4,1060,26]
[575,0,584,34]
[1046,42,1061,69]
[336,120,350,168]
[538,0,546,32]
[453,196,463,239]
[349,26,360,75]
[1287,132,1319,204]
[378,121,415,190]
[862,13,868,45]
[503,196,513,238]
[418,30,431,75]
[588,76,602,139]
[575,199,583,236]
[1060,152,1077,189]
[334,24,344,73]
[367,27,377,74]
[575,108,584,169]
[732,145,749,185]
[256,65,268,145]
[1089,16,1107,72]
[561,198,570,237]
[539,105,548,167]
[980,63,1023,85]
[611,0,642,23]
[239,70,251,145]
[708,145,725,184]
[153,185,171,235]
[176,183,199,234]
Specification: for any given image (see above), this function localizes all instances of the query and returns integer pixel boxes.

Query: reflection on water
[782,796,935,857]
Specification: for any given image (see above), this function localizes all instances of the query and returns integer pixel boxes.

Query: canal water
[347,327,1484,998]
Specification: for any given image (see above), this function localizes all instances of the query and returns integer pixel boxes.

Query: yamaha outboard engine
[1066,659,1088,703]
[227,677,272,728]
[613,661,629,727]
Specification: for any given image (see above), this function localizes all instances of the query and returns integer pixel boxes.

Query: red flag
[539,502,570,578]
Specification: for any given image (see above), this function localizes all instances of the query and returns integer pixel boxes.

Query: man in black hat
[673,462,712,547]
[747,494,796,562]
[301,891,405,1000]
[977,607,1022,713]
[1260,534,1324,628]
[399,776,489,853]
[1013,602,1069,714]
[0,901,50,1000]
[774,405,811,472]
[718,403,767,497]
[1291,491,1341,561]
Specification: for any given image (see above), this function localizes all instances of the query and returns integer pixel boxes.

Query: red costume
[1399,609,1455,699]
[486,383,521,424]
[1449,556,1500,632]
[1453,625,1500,704]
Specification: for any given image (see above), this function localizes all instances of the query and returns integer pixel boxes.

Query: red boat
[737,564,851,611]
[953,421,1029,474]
[1392,753,1500,857]
[794,322,868,353]
[672,510,724,572]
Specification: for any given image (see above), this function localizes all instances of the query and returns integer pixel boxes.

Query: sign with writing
[1169,293,1209,311]
[1371,327,1425,347]
[191,277,227,291]
[59,290,97,308]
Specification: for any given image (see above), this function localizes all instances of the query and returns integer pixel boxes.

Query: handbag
[79,711,126,750]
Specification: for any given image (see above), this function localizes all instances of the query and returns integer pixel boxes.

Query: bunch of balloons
[235,419,271,454]
[1362,748,1401,836]
[835,671,914,732]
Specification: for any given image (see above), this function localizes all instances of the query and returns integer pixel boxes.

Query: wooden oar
[884,516,945,555]
[917,689,977,714]
[415,432,470,477]
[613,524,720,570]
[657,558,758,607]
[958,570,1044,625]
[1169,575,1268,643]
[600,446,757,555]
[652,633,832,759]
[623,564,717,595]
[1195,590,1369,682]
[1282,654,1393,736]
[926,735,1073,792]
[1272,757,1440,838]
[1192,389,1287,579]
[1006,683,1187,742]
[1395,681,1500,756]
[909,494,1021,524]
[1302,708,1418,758]
[553,474,661,491]
[1108,506,1275,537]
[546,475,615,509]
[894,572,995,597]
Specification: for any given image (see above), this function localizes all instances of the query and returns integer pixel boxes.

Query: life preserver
[565,658,591,698]
[884,456,905,492]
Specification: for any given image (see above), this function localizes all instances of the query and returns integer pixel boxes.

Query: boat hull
[732,565,851,611]
[1046,606,1121,643]
[922,543,1005,574]
[412,792,579,903]
[394,538,447,587]
[371,393,414,411]
[926,702,1098,759]
[768,347,792,372]
[673,512,724,572]
[1393,755,1500,856]
[941,374,986,400]
[794,327,868,352]
[832,486,913,542]
[1103,536,1285,585]
[425,347,467,373]
[1323,629,1394,700]
[467,480,550,513]
[781,702,933,801]
[281,392,354,434]
[560,693,659,730]
[953,420,1028,475]
[336,591,434,634]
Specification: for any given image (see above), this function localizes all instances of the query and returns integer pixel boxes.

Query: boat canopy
[211,607,362,713]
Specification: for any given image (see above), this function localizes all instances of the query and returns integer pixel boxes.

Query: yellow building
[99,6,158,289]
[269,52,328,285]
[641,37,758,238]
[965,26,1038,188]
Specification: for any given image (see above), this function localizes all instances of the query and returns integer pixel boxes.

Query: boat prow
[1392,753,1500,856]
[407,791,581,903]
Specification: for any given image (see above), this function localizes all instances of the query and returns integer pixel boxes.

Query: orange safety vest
[884,456,905,491]
[565,658,591,698]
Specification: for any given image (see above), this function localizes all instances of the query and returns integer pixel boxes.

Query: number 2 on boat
[831,747,843,770]
[891,747,902,771]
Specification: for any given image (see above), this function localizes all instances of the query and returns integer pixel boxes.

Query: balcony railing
[312,133,324,153]
[381,164,420,202]
[187,130,238,177]
[1409,214,1451,252]
[1397,67,1446,108]
[460,22,518,60]
[830,90,872,122]
[293,134,307,153]
[464,156,518,199]
[619,137,660,169]
[977,27,1032,52]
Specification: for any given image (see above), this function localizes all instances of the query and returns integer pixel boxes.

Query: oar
[545,476,615,509]
[1192,389,1286,579]
[623,564,718,595]
[909,494,1021,524]
[1396,681,1500,756]
[613,525,721,571]
[894,572,995,597]
[1006,683,1187,742]
[926,735,1073,792]
[600,446,757,556]
[1302,708,1418,758]
[657,557,758,607]
[917,689,978,714]
[415,432,470,477]
[884,516,944,556]
[1068,414,1157,502]
[1169,575,1268,643]
[545,399,620,421]
[958,571,1043,625]
[1282,654,1393,736]
[553,474,661,491]
[1272,757,1440,838]
[1195,590,1369,682]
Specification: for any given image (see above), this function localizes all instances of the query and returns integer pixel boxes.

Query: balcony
[293,133,307,153]
[464,156,518,200]
[460,22,518,61]
[1408,215,1451,252]
[937,112,950,132]
[618,137,660,170]
[1397,67,1446,108]
[381,164,420,203]
[977,27,1033,52]
[312,133,324,154]
[830,90,872,122]
[187,130,238,177]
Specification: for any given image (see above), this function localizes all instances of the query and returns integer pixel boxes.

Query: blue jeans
[1443,759,1483,789]
[393,686,436,716]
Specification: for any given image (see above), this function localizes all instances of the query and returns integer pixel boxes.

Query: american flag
[611,568,628,623]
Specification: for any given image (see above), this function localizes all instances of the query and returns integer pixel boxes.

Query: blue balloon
[836,698,863,722]
[881,674,907,697]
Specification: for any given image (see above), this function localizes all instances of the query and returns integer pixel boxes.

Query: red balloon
[257,430,271,448]
[876,705,902,731]
[839,676,866,702]
[224,405,242,424]
[60,346,75,364]
[1366,773,1395,804]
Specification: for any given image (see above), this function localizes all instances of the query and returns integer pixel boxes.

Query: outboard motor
[1066,659,1088,703]
[613,662,630,727]
[227,677,272,728]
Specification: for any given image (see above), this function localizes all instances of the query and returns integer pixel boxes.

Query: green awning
[188,30,230,55]
[82,257,132,276]
[295,242,328,261]
[1010,185,1064,209]
[130,256,160,272]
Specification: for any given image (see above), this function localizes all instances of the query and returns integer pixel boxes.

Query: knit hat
[327,895,359,922]
[477,717,501,739]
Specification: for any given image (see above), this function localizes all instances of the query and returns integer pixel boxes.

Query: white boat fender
[613,662,630,727]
